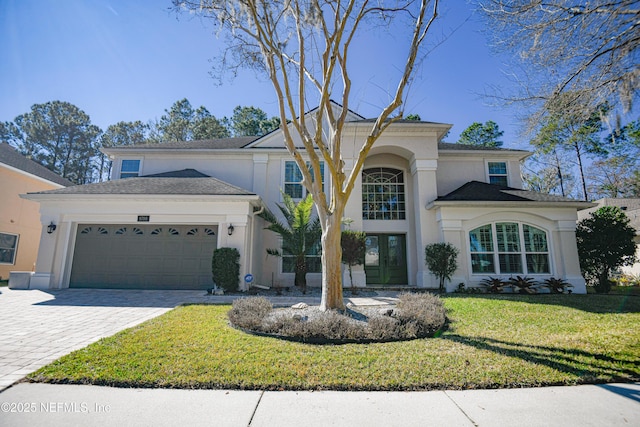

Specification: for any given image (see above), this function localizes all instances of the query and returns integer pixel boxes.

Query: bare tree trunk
[573,142,589,201]
[320,212,344,311]
[554,150,566,197]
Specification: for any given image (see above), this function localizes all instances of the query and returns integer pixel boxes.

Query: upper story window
[469,222,550,275]
[284,160,324,199]
[120,160,141,179]
[488,162,508,186]
[362,168,406,220]
[0,232,19,265]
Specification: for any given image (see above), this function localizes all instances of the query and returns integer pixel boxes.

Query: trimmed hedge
[212,247,240,291]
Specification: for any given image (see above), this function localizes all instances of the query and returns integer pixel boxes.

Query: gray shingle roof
[111,137,259,150]
[142,169,210,178]
[436,181,588,204]
[437,142,529,153]
[0,143,73,186]
[28,170,255,196]
[349,118,449,126]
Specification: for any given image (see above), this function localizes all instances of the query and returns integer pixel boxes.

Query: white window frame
[486,160,509,186]
[282,159,325,200]
[119,158,143,179]
[469,222,552,276]
[361,167,407,221]
[0,232,19,265]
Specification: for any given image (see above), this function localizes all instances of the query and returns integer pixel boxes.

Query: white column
[252,153,269,197]
[410,158,438,288]
[556,220,587,294]
[31,215,61,289]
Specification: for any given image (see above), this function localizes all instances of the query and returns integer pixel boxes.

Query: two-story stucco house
[23,105,592,292]
[1,143,72,282]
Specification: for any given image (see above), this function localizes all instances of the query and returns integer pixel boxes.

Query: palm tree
[260,193,322,294]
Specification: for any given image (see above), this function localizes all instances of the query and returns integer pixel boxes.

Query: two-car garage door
[69,224,218,290]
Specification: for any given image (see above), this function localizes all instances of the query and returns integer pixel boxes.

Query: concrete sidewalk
[0,382,638,426]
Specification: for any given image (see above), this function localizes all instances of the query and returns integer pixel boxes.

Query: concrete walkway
[0,382,638,426]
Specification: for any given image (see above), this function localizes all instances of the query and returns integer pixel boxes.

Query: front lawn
[28,295,640,390]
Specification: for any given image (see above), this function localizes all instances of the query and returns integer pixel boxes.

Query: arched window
[469,223,550,274]
[362,168,406,220]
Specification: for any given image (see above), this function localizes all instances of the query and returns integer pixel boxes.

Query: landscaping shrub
[212,247,240,291]
[227,297,273,330]
[394,292,447,337]
[227,293,447,343]
[479,277,507,293]
[541,277,573,294]
[508,276,538,294]
[424,242,459,292]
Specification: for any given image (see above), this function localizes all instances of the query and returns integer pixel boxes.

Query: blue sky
[1,1,523,146]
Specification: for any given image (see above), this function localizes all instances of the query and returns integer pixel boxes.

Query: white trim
[280,159,325,201]
[116,157,144,179]
[0,231,19,265]
[485,160,509,186]
[467,221,554,277]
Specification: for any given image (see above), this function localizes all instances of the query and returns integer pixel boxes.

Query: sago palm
[260,193,321,294]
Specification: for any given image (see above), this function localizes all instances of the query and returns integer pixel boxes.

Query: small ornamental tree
[341,230,367,294]
[425,242,459,293]
[576,206,637,293]
[212,247,240,291]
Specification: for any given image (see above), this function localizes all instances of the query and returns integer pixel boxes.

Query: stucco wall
[0,167,59,279]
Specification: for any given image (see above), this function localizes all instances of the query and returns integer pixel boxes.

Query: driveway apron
[0,288,215,391]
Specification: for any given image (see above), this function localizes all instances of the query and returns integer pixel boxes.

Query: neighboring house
[0,143,72,280]
[578,198,640,276]
[23,103,593,292]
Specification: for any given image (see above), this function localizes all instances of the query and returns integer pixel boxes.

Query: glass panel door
[364,234,408,285]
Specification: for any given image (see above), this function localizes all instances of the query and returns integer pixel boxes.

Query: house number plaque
[137,215,150,222]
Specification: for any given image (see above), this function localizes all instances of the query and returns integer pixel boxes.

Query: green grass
[28,295,640,391]
[587,285,640,296]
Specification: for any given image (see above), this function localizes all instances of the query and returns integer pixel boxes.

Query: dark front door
[364,234,408,285]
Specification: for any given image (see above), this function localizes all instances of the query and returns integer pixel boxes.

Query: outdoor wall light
[227,224,234,236]
[47,221,57,234]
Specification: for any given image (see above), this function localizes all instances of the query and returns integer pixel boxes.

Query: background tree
[587,156,639,198]
[1,101,101,184]
[576,206,637,293]
[480,1,639,127]
[260,193,322,294]
[457,120,504,147]
[530,95,607,200]
[156,98,195,142]
[341,230,366,294]
[154,98,228,142]
[97,120,149,181]
[425,242,459,293]
[175,0,440,310]
[522,150,576,197]
[228,105,280,136]
[193,106,230,140]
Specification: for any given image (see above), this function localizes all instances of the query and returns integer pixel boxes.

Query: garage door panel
[70,224,218,290]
